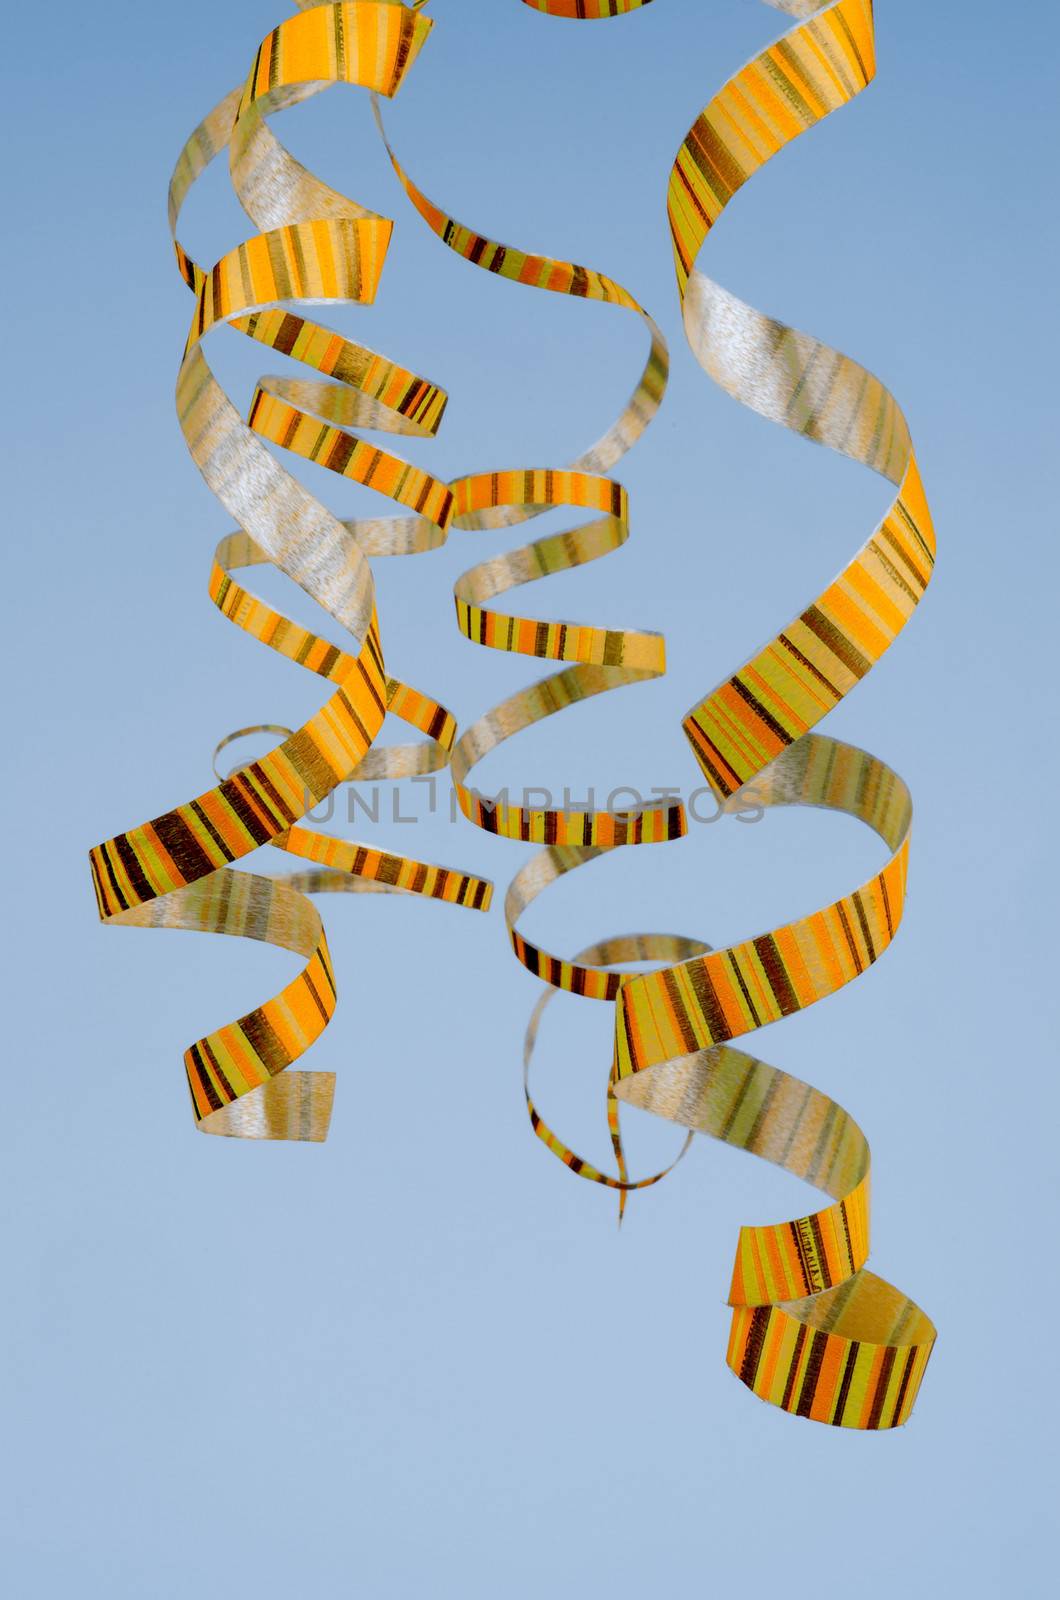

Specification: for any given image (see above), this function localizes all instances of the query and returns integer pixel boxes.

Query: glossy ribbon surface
[91,0,936,1422]
[91,0,491,1141]
[499,0,937,1425]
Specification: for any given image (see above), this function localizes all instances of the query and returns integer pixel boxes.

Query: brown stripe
[150,809,216,883]
[801,605,871,679]
[301,969,332,1027]
[238,1009,289,1077]
[683,117,739,207]
[850,889,877,963]
[838,1196,856,1274]
[739,1306,771,1390]
[316,942,337,998]
[726,951,762,1029]
[889,1346,919,1426]
[667,964,721,1051]
[221,774,275,845]
[187,1042,223,1113]
[789,1219,815,1295]
[777,631,843,699]
[780,1325,808,1412]
[199,1035,237,1105]
[795,1329,829,1418]
[248,762,297,826]
[808,1212,830,1289]
[831,1341,860,1426]
[683,718,738,796]
[752,933,800,1017]
[835,901,865,974]
[866,1346,898,1430]
[730,674,791,745]
[101,839,138,910]
[188,800,235,863]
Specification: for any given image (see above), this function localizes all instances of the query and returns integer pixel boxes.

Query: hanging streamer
[90,0,491,1141]
[91,0,936,1423]
[468,0,935,1424]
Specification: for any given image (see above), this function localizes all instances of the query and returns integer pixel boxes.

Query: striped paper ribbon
[91,1,492,1141]
[487,0,937,1425]
[91,0,936,1423]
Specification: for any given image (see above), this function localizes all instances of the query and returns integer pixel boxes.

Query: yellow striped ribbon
[91,0,937,1424]
[91,1,491,1141]
[474,0,936,1425]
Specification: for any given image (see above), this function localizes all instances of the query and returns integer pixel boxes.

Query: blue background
[4,1,1057,1593]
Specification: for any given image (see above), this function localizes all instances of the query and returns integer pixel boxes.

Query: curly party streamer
[91,0,936,1424]
[90,0,491,1141]
[360,129,697,1195]
[456,0,936,1425]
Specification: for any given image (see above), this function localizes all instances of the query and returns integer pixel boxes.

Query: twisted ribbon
[89,0,491,1141]
[90,0,937,1424]
[484,0,936,1425]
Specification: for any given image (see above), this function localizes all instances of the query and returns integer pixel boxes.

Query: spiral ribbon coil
[91,0,936,1423]
[90,0,493,1141]
[496,0,937,1426]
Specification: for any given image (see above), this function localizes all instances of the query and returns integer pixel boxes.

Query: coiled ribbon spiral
[90,0,937,1424]
[495,0,937,1427]
[89,0,493,1141]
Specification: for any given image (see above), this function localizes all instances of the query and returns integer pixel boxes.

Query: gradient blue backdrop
[4,1,1057,1594]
